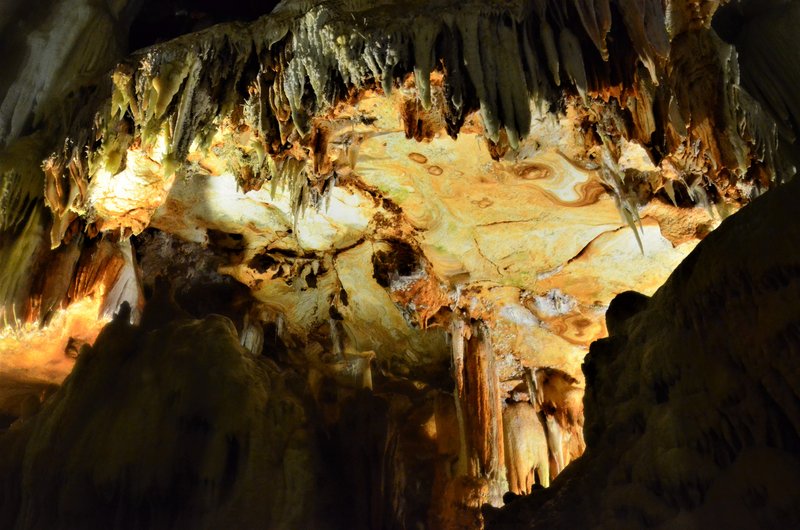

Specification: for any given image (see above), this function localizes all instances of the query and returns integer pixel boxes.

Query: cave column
[451,318,507,507]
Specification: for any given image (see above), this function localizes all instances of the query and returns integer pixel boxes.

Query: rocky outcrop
[0,301,324,530]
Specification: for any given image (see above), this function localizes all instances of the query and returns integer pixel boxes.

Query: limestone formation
[0,0,798,528]
[503,401,550,492]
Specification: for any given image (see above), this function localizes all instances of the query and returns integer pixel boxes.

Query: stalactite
[488,162,800,530]
[329,316,344,359]
[543,410,566,477]
[450,320,507,508]
[413,20,439,110]
[502,401,550,493]
[524,367,540,405]
[558,27,588,104]
[616,0,670,83]
[0,0,775,280]
[240,313,264,355]
[539,19,562,88]
[533,367,586,478]
[450,317,469,477]
[438,317,512,528]
[574,0,612,60]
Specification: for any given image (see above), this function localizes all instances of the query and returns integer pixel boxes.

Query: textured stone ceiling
[0,80,722,410]
[123,88,711,382]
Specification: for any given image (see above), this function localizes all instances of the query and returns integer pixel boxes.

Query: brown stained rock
[3,2,766,383]
[642,201,716,246]
[401,96,443,142]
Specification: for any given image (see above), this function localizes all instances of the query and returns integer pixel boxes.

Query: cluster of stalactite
[440,318,586,529]
[1,0,785,349]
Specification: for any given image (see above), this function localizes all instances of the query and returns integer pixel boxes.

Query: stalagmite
[487,149,800,530]
[543,409,566,477]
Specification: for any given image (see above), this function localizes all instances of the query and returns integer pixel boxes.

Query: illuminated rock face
[486,168,800,530]
[0,1,798,529]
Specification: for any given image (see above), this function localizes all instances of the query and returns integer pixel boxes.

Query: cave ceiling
[0,0,789,414]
